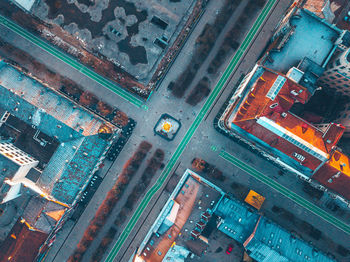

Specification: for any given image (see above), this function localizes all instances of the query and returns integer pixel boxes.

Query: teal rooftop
[0,60,119,205]
[245,217,335,262]
[263,8,347,73]
[215,196,259,243]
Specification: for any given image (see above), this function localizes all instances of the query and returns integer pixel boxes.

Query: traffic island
[154,113,181,141]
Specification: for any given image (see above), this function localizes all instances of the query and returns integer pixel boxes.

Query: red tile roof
[0,219,48,262]
[229,67,345,171]
[233,70,310,122]
[303,0,346,21]
[314,150,350,199]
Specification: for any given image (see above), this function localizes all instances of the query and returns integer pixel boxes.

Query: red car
[226,244,234,254]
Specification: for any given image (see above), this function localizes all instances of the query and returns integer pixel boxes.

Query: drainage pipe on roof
[322,45,337,68]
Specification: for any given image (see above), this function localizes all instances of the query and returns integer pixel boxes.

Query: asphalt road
[0,15,145,108]
[219,150,350,235]
[105,0,278,260]
[1,0,348,261]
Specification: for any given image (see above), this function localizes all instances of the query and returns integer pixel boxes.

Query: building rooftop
[226,66,344,175]
[0,114,59,169]
[0,60,115,141]
[0,218,48,262]
[134,170,335,262]
[219,4,350,201]
[303,0,346,23]
[0,59,122,260]
[303,0,330,18]
[264,8,341,73]
[22,196,66,234]
[43,134,110,204]
[138,170,224,262]
[0,60,119,205]
[10,0,36,11]
[244,190,265,210]
[221,62,350,199]
[215,197,259,243]
[26,168,41,183]
[162,245,190,262]
[313,150,350,199]
[244,217,335,262]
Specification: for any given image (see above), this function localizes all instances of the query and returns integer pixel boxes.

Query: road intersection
[105,0,278,260]
[1,1,349,261]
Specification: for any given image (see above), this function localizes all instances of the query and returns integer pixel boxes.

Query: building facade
[319,48,350,95]
[318,48,350,137]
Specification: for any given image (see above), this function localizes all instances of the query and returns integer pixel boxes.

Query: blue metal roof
[0,61,115,141]
[163,245,190,261]
[50,135,109,204]
[245,217,336,262]
[0,75,82,143]
[0,61,117,205]
[215,197,259,243]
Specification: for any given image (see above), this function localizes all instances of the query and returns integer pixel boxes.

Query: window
[336,74,342,78]
[266,76,286,100]
[336,59,341,66]
[340,66,346,69]
[330,76,336,80]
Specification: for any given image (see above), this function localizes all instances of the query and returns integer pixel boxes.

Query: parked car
[226,244,234,254]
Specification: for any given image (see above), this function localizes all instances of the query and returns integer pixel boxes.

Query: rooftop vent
[270,103,278,109]
[290,90,299,96]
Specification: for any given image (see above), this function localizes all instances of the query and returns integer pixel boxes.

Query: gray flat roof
[264,9,340,73]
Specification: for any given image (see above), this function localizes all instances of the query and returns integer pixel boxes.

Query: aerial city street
[1,0,350,261]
